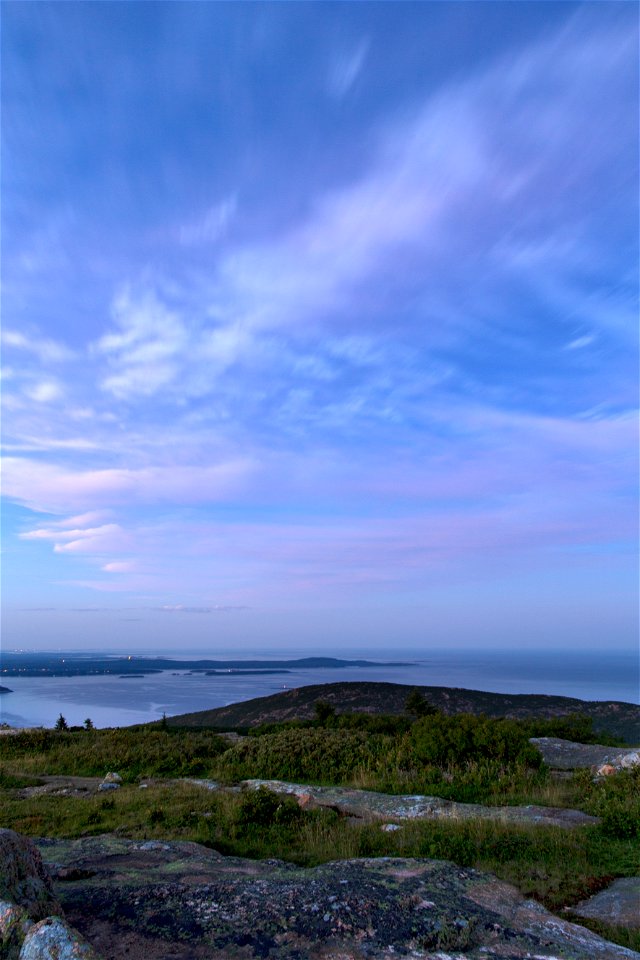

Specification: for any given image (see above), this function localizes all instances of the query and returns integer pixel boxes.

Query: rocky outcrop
[34,834,638,960]
[574,878,640,928]
[531,738,640,771]
[0,830,61,921]
[0,831,100,960]
[237,779,599,827]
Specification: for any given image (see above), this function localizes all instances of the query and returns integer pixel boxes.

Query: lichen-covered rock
[619,750,640,769]
[530,738,640,771]
[101,773,121,784]
[239,778,598,828]
[97,772,122,793]
[574,877,640,928]
[0,900,33,960]
[18,917,99,959]
[0,831,61,921]
[35,834,640,960]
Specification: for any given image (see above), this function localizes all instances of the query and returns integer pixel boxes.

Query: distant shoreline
[2,649,637,731]
[0,653,410,679]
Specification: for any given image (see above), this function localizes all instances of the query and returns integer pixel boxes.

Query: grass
[0,781,638,916]
[0,727,227,781]
[1,714,638,952]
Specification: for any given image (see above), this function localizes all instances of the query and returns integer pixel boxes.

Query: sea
[1,648,638,730]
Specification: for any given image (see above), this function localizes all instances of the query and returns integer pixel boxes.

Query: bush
[406,714,542,768]
[235,786,302,831]
[522,714,623,746]
[582,767,640,838]
[216,728,390,783]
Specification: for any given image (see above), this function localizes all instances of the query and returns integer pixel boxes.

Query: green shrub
[582,767,640,838]
[405,714,542,768]
[521,714,623,746]
[334,713,411,735]
[235,786,302,831]
[216,728,389,783]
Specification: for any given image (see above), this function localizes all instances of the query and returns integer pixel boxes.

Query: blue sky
[1,2,638,654]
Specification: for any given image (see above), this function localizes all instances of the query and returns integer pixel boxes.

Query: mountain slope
[165,681,640,743]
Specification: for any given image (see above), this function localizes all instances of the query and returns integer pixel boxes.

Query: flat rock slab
[16,776,105,798]
[35,835,639,960]
[240,779,599,828]
[530,739,640,771]
[574,878,640,928]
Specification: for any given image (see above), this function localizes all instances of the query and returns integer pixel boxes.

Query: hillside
[165,681,640,743]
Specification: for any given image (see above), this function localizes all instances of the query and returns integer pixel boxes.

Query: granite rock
[35,833,640,960]
[0,900,33,960]
[18,916,99,960]
[0,830,61,921]
[239,778,599,828]
[574,877,640,928]
[530,738,640,772]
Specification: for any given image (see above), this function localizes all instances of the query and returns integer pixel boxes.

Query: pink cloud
[3,457,257,513]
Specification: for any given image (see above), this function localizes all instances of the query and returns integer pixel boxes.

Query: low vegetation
[0,726,227,781]
[1,699,638,951]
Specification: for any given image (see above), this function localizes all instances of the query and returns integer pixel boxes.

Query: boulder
[596,763,618,777]
[0,830,61,921]
[98,773,121,792]
[530,738,640,771]
[18,917,99,959]
[35,834,640,959]
[0,900,33,960]
[574,877,640,929]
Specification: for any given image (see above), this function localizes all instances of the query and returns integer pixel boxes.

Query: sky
[1,2,638,655]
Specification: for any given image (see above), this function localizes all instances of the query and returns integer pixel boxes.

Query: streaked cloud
[3,457,257,514]
[1,329,76,363]
[327,38,369,98]
[1,3,636,649]
[177,196,237,246]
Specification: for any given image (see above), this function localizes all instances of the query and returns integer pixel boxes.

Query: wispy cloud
[327,38,369,98]
[24,380,64,403]
[1,329,76,363]
[95,288,188,399]
[177,195,237,246]
[3,457,257,514]
[2,6,636,640]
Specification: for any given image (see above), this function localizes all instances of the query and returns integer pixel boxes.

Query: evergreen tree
[314,700,336,726]
[405,688,437,718]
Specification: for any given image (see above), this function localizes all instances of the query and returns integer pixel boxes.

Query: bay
[1,647,637,730]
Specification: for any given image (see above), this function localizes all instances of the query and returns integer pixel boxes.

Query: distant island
[203,669,292,676]
[0,652,408,678]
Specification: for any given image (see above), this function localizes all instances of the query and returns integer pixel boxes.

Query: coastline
[1,648,638,730]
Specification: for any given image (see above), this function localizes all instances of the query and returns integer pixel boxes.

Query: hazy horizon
[2,2,638,656]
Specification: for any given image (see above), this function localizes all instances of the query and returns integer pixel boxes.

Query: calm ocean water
[1,648,637,730]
